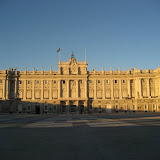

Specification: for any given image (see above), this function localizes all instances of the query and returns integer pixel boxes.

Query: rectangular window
[36,80,39,84]
[44,80,48,84]
[115,80,118,84]
[115,105,118,110]
[28,80,31,84]
[54,80,56,84]
[0,80,2,83]
[145,104,147,109]
[19,80,22,84]
[133,105,135,110]
[62,80,65,84]
[79,80,82,84]
[106,80,109,84]
[98,80,101,84]
[122,80,126,83]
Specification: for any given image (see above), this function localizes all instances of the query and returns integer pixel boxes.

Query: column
[158,79,160,97]
[94,80,97,99]
[155,79,158,97]
[102,79,105,99]
[119,79,122,99]
[76,80,79,98]
[6,79,8,99]
[41,80,43,100]
[85,80,87,98]
[58,80,61,98]
[147,79,150,97]
[49,80,52,100]
[111,79,114,99]
[67,80,69,98]
[135,79,138,99]
[32,80,35,100]
[139,78,142,98]
[3,80,5,99]
[24,80,26,100]
[14,79,17,98]
[127,79,131,98]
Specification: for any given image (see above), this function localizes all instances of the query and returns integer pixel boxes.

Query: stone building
[0,52,160,113]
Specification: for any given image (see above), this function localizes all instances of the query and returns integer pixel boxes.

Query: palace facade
[0,53,160,114]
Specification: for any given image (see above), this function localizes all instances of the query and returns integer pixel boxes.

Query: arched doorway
[79,101,84,114]
[70,101,76,113]
[61,101,66,113]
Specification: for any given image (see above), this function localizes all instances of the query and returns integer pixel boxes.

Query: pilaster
[147,79,150,98]
[127,79,131,98]
[102,79,105,99]
[49,80,52,100]
[14,79,17,98]
[94,80,97,99]
[3,80,5,99]
[85,80,87,98]
[58,80,61,98]
[139,78,142,98]
[24,80,26,100]
[32,80,35,100]
[76,80,79,98]
[111,79,114,99]
[41,80,43,100]
[119,79,122,99]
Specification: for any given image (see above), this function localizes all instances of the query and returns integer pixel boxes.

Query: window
[62,80,65,84]
[54,80,56,84]
[131,80,134,83]
[145,104,147,110]
[115,80,118,84]
[89,80,92,83]
[122,80,126,83]
[36,80,39,84]
[106,80,109,84]
[79,80,82,84]
[133,105,135,110]
[0,80,2,83]
[19,80,22,84]
[98,80,101,84]
[28,80,31,84]
[44,80,48,84]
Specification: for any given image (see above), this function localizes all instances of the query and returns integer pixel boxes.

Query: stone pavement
[0,113,160,160]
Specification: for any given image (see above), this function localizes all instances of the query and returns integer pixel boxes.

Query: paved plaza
[0,112,160,160]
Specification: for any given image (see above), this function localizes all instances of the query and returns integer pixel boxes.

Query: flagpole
[59,51,61,61]
[85,48,86,61]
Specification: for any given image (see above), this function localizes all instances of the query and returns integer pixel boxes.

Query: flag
[57,48,61,52]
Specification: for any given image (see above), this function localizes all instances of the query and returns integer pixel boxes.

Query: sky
[0,0,160,71]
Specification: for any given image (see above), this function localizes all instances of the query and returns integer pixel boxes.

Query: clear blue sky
[0,0,160,71]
